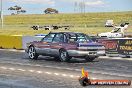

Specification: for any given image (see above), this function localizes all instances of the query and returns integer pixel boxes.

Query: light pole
[0,0,3,29]
[82,0,85,13]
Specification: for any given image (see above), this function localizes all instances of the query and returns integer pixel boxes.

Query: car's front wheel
[28,46,38,60]
[59,49,71,62]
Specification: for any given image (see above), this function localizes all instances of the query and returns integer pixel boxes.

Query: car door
[38,33,56,55]
[50,33,65,55]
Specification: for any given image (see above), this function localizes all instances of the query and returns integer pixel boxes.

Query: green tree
[44,8,58,14]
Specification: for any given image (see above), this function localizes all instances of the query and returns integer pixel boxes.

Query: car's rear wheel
[59,49,71,62]
[28,46,38,60]
[85,56,96,62]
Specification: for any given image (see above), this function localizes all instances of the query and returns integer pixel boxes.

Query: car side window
[42,33,55,43]
[53,33,64,43]
[68,34,77,43]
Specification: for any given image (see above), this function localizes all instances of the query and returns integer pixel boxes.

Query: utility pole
[83,0,86,14]
[74,2,77,13]
[0,0,3,29]
[79,2,83,13]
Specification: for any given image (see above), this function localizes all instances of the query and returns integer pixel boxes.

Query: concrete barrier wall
[0,35,44,49]
[0,35,22,49]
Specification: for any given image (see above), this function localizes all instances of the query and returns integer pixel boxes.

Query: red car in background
[25,32,105,62]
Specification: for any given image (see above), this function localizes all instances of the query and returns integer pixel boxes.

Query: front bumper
[67,50,105,57]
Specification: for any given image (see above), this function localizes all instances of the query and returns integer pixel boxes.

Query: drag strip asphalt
[0,50,132,88]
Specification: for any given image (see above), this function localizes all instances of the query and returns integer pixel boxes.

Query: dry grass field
[0,11,132,35]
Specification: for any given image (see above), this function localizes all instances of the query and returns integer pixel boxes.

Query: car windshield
[69,33,92,42]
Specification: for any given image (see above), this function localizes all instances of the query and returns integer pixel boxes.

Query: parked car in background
[105,20,114,27]
[25,32,105,62]
[98,22,129,38]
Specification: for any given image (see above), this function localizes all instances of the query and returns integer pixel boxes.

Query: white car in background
[105,20,114,27]
[98,23,129,38]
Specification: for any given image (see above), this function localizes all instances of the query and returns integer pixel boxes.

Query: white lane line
[108,57,132,61]
[0,66,83,79]
[122,58,132,61]
[0,49,25,53]
[91,77,97,80]
[35,64,42,66]
[17,69,26,71]
[0,66,7,70]
[0,62,81,72]
[1,62,132,78]
[86,70,132,78]
[54,73,59,76]
[62,74,67,77]
[0,61,83,73]
[28,70,35,72]
[99,56,132,61]
[8,49,25,53]
[69,75,74,78]
[45,72,52,75]
[76,76,80,78]
[9,68,15,71]
[37,71,43,74]
[45,65,61,69]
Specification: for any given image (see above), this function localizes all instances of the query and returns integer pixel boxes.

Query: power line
[74,1,77,13]
[83,0,86,13]
[74,0,86,13]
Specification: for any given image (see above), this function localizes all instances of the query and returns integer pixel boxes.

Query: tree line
[8,6,59,15]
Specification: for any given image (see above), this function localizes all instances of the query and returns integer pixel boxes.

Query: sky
[2,0,132,15]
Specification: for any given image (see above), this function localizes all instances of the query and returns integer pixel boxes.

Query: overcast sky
[2,0,132,15]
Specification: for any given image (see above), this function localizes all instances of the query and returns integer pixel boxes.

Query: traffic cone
[79,67,91,86]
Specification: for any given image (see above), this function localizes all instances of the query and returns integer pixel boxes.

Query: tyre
[85,56,96,62]
[59,49,71,62]
[32,26,36,30]
[28,46,39,60]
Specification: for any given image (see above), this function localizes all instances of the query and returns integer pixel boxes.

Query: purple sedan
[25,32,105,62]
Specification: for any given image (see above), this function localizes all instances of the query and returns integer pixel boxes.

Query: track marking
[1,61,132,78]
[0,66,81,79]
[28,70,35,72]
[0,66,7,70]
[99,56,132,61]
[37,71,43,74]
[76,76,80,78]
[0,49,25,53]
[62,74,67,77]
[17,69,26,71]
[69,75,74,78]
[54,73,59,76]
[91,77,97,80]
[9,68,15,71]
[45,72,52,75]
